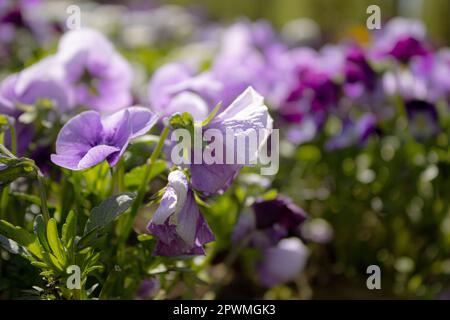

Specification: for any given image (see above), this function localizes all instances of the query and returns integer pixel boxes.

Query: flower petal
[78,144,120,170]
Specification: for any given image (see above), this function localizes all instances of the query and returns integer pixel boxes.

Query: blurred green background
[163,0,449,44]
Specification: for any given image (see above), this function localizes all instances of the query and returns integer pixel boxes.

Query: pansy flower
[257,237,309,287]
[148,62,221,121]
[51,107,158,170]
[405,99,439,140]
[188,87,273,195]
[56,28,133,112]
[371,17,431,63]
[147,170,214,256]
[232,195,308,248]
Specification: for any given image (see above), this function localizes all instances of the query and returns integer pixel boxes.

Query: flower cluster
[0,1,450,300]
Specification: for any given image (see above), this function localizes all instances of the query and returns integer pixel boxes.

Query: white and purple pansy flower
[188,87,273,195]
[147,170,214,256]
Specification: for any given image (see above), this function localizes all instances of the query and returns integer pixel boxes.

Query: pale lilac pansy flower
[257,237,309,287]
[0,56,72,155]
[188,87,273,195]
[147,170,214,256]
[51,107,158,170]
[56,28,133,112]
[0,56,72,116]
[148,62,222,121]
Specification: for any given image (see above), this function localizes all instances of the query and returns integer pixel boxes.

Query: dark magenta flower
[51,107,158,170]
[343,45,377,99]
[147,170,214,256]
[371,18,431,63]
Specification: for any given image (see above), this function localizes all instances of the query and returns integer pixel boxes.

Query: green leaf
[62,210,77,250]
[84,193,135,234]
[0,157,36,185]
[0,219,42,259]
[46,218,66,266]
[125,161,166,188]
[34,215,51,253]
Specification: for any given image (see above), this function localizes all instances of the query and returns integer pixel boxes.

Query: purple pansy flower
[405,99,439,140]
[325,113,377,151]
[56,28,133,112]
[232,195,308,249]
[147,170,214,256]
[371,17,431,63]
[343,45,377,99]
[136,278,160,300]
[257,237,309,287]
[0,56,72,115]
[409,49,450,102]
[252,196,308,232]
[0,56,72,155]
[278,47,341,146]
[188,87,273,195]
[148,62,221,121]
[51,107,158,170]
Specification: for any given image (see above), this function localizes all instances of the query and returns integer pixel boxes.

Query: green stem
[9,123,16,155]
[36,170,51,224]
[0,187,9,220]
[119,126,169,247]
[113,159,125,194]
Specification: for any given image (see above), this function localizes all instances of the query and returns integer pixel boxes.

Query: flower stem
[9,123,16,155]
[119,126,169,246]
[36,169,51,224]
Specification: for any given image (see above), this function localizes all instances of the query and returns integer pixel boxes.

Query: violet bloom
[252,196,307,232]
[325,114,377,151]
[147,170,214,256]
[51,107,158,170]
[136,278,160,300]
[232,196,308,249]
[405,99,439,140]
[409,49,450,102]
[56,28,133,112]
[279,47,340,133]
[371,18,430,63]
[343,45,377,99]
[148,62,221,121]
[188,87,273,195]
[0,56,72,115]
[0,56,72,155]
[257,237,309,287]
[210,22,270,106]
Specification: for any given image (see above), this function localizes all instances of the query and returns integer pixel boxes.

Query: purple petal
[78,144,120,170]
[54,110,103,156]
